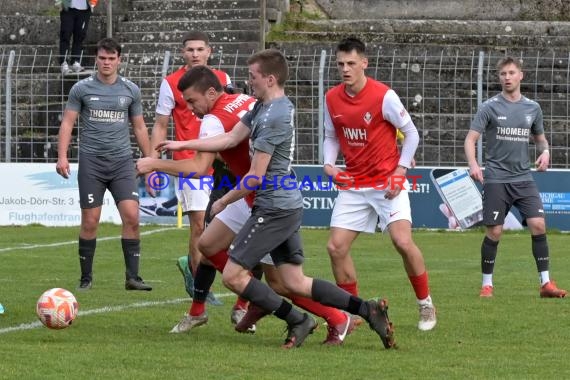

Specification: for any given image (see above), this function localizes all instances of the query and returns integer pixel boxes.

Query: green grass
[1,225,569,379]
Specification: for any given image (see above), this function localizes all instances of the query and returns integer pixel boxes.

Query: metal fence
[1,47,569,167]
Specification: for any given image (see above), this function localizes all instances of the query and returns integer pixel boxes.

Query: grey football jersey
[241,96,302,209]
[470,94,544,183]
[66,74,143,157]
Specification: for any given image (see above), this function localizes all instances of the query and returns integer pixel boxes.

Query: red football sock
[234,297,249,310]
[207,249,228,272]
[409,271,430,300]
[289,295,346,326]
[337,281,358,296]
[189,301,206,317]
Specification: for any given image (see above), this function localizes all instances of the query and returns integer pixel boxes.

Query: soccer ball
[36,288,79,329]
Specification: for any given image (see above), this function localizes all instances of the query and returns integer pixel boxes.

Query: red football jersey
[165,67,230,160]
[203,93,256,206]
[326,78,400,187]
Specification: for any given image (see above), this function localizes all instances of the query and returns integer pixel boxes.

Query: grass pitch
[0,225,569,379]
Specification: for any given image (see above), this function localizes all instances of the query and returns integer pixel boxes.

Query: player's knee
[123,217,139,232]
[221,271,239,292]
[80,222,98,237]
[327,239,349,259]
[197,239,215,256]
[391,235,414,254]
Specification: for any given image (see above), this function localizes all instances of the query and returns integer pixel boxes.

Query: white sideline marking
[0,293,234,335]
[0,227,178,253]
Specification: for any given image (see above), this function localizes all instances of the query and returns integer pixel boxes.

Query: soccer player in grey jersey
[465,56,566,298]
[56,38,153,291]
[173,49,396,349]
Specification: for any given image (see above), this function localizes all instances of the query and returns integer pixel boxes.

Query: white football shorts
[175,177,210,212]
[330,184,412,232]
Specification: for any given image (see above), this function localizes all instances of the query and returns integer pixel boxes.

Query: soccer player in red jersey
[146,31,231,305]
[323,37,437,331]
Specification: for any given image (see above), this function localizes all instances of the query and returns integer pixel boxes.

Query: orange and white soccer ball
[36,288,79,329]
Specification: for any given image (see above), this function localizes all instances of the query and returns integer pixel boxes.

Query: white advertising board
[0,163,121,226]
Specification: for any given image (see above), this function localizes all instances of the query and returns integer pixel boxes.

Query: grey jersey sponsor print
[66,75,143,157]
[470,94,544,183]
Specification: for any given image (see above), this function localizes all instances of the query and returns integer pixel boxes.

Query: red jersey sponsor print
[326,78,402,188]
[205,93,256,206]
[165,67,230,160]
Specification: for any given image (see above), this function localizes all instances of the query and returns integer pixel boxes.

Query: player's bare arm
[322,117,354,188]
[144,113,171,196]
[464,129,484,183]
[56,109,79,179]
[131,115,151,158]
[155,140,191,152]
[137,151,216,177]
[534,133,550,171]
[149,114,170,155]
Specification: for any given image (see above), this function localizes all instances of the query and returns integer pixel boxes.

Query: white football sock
[539,271,550,286]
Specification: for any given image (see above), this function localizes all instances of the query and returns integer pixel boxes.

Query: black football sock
[481,236,499,274]
[121,238,140,280]
[241,277,304,325]
[78,237,96,281]
[531,234,550,272]
[251,263,263,281]
[193,263,216,302]
[312,278,366,317]
[311,278,352,309]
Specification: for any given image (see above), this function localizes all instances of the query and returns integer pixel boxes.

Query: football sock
[481,236,498,275]
[121,238,140,280]
[194,263,216,303]
[337,281,358,296]
[418,295,433,306]
[531,234,550,274]
[409,271,430,300]
[241,277,304,325]
[311,278,352,310]
[208,249,229,272]
[78,237,96,280]
[482,274,493,287]
[189,301,206,317]
[234,297,249,310]
[539,271,551,286]
[274,300,305,325]
[251,263,263,280]
[289,295,346,326]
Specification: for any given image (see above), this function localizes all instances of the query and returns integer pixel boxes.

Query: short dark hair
[335,37,366,55]
[246,49,288,86]
[496,56,522,72]
[96,38,121,56]
[177,65,223,93]
[182,31,210,46]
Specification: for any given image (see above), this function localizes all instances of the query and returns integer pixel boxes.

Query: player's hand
[136,157,155,175]
[325,165,354,190]
[210,198,227,218]
[56,159,71,179]
[155,140,186,152]
[439,203,460,229]
[468,163,484,183]
[535,151,549,172]
[385,166,407,200]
